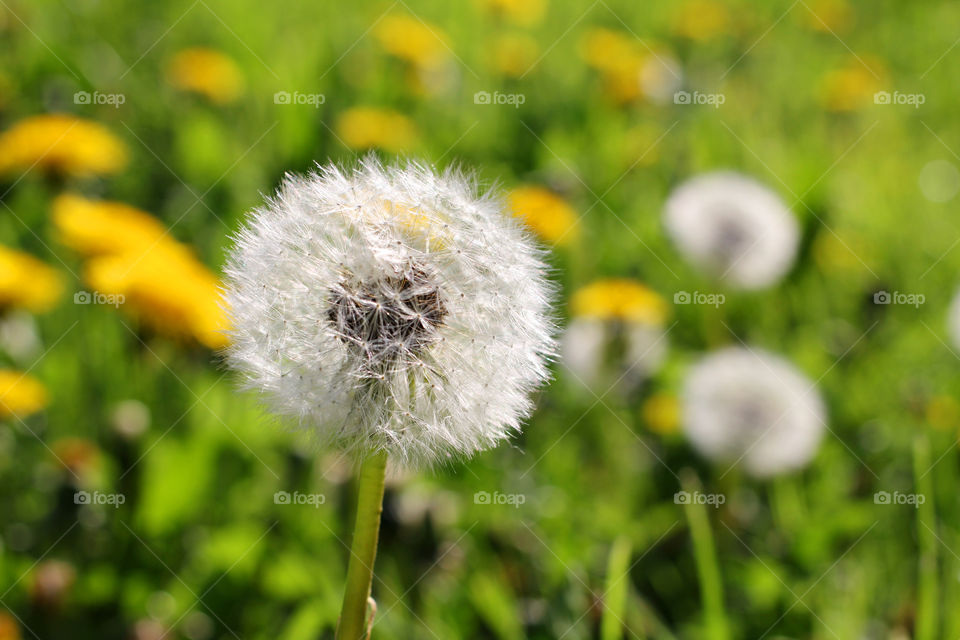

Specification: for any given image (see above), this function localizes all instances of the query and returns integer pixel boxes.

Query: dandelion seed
[681,347,826,477]
[664,171,800,289]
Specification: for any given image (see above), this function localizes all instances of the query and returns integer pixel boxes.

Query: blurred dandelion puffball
[664,172,799,289]
[223,159,555,467]
[682,347,826,477]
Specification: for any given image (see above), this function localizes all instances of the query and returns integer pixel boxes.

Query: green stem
[681,471,728,640]
[337,450,388,640]
[914,436,938,640]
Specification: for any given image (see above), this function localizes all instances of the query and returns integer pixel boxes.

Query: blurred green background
[1,0,959,638]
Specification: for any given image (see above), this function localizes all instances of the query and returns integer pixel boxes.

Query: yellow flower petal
[52,193,169,257]
[0,245,63,312]
[672,0,730,41]
[643,393,680,435]
[477,0,546,26]
[85,243,229,349]
[508,185,578,245]
[490,34,539,77]
[334,107,418,153]
[570,279,668,325]
[0,370,48,419]
[166,48,245,104]
[373,15,450,69]
[0,114,128,177]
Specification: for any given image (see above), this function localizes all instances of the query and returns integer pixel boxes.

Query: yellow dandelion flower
[672,0,730,41]
[570,279,668,326]
[0,611,20,640]
[580,28,643,74]
[0,114,128,177]
[820,57,884,111]
[477,0,546,26]
[490,34,539,77]
[0,370,48,419]
[334,107,418,153]
[508,185,578,246]
[643,393,680,435]
[579,29,650,103]
[799,0,853,33]
[0,245,63,312]
[166,47,245,104]
[373,15,450,70]
[52,193,169,257]
[85,243,229,349]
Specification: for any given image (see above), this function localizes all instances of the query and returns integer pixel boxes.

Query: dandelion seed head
[223,158,555,467]
[681,346,826,477]
[664,172,799,289]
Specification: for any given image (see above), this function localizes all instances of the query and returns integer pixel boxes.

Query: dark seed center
[327,266,447,366]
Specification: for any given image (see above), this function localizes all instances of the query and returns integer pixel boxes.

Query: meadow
[1,0,959,638]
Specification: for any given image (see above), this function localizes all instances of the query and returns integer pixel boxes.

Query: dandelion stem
[914,436,938,640]
[337,450,388,640]
[681,471,728,640]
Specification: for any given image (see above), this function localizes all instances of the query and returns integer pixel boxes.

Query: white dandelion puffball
[681,347,826,477]
[664,172,799,289]
[223,158,555,467]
